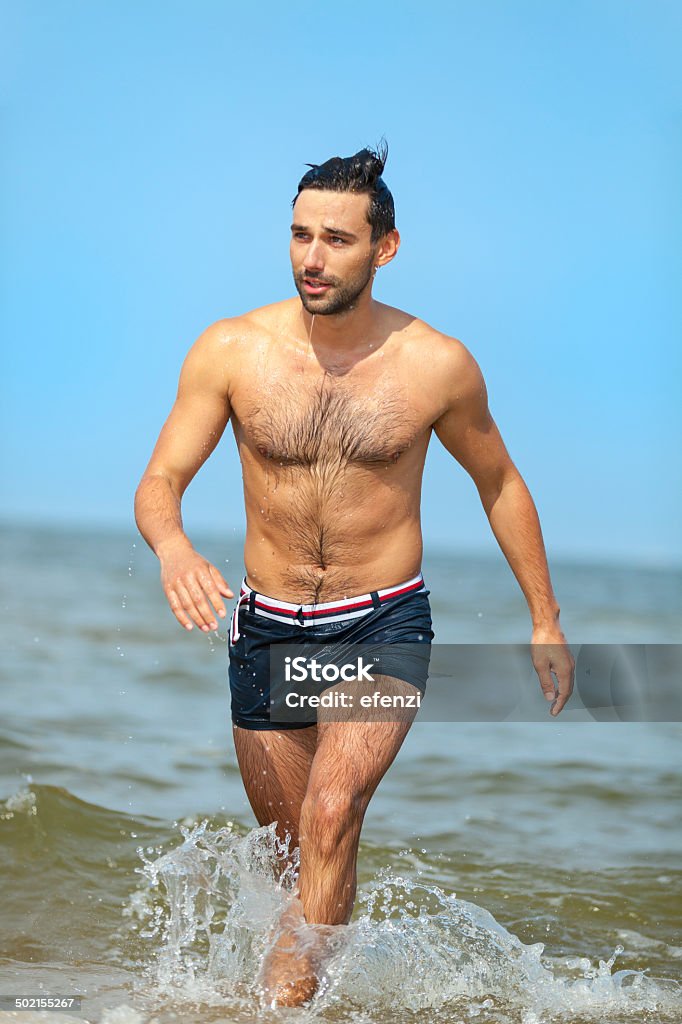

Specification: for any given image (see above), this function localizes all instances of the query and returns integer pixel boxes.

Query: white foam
[124,821,682,1021]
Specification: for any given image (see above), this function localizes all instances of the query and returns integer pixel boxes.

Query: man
[134,144,574,1006]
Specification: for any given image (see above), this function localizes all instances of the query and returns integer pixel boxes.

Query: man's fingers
[550,677,572,715]
[550,658,575,717]
[176,582,213,631]
[534,661,557,702]
[205,567,233,610]
[532,642,575,717]
[185,576,221,630]
[165,566,233,632]
[551,691,569,716]
[161,552,232,632]
[196,573,226,621]
[208,564,234,599]
[167,588,197,631]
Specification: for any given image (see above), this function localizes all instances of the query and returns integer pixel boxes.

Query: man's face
[290,190,377,315]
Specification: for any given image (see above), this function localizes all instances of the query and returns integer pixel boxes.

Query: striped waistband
[230,572,426,641]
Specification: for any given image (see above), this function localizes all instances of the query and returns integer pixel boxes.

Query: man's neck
[298,295,381,353]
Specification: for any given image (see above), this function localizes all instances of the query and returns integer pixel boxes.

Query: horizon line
[1,512,680,574]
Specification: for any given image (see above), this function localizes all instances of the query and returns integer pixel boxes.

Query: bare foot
[261,900,320,1007]
[267,970,319,1008]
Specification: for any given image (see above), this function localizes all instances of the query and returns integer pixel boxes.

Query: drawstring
[230,591,250,643]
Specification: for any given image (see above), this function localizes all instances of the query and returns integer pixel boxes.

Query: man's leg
[234,682,416,1006]
[262,683,417,1006]
[232,723,317,850]
[297,710,413,924]
[232,723,320,1007]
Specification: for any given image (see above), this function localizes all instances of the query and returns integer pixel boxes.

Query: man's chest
[231,363,433,468]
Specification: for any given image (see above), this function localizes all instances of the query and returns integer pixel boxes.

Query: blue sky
[2,1,680,564]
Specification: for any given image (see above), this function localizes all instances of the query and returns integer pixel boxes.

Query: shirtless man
[134,144,574,1006]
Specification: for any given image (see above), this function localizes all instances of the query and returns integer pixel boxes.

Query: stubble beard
[293,258,375,316]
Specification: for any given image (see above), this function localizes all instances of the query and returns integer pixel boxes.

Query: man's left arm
[432,340,575,716]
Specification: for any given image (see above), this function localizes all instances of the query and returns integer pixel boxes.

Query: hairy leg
[298,709,414,924]
[232,723,317,850]
[232,723,320,1005]
[239,681,417,1006]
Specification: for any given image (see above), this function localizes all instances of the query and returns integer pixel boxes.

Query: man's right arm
[134,320,236,632]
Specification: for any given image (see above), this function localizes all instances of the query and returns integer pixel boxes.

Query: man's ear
[374,229,400,269]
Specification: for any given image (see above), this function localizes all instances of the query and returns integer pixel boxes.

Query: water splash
[127,820,299,1008]
[124,821,681,1021]
[1,786,38,818]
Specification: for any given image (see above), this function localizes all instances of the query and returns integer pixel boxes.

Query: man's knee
[299,787,365,850]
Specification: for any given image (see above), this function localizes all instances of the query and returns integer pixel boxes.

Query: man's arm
[431,338,574,716]
[134,320,235,632]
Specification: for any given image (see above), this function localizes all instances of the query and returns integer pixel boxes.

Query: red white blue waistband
[230,572,426,641]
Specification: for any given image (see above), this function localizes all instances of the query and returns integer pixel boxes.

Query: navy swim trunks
[228,572,434,730]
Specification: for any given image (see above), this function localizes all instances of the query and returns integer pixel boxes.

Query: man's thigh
[305,675,420,809]
[233,723,318,846]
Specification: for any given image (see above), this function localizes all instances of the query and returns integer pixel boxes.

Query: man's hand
[530,627,575,717]
[158,537,234,632]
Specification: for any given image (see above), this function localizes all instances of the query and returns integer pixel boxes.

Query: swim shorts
[228,572,434,730]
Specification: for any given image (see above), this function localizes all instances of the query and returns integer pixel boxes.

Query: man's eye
[330,236,345,245]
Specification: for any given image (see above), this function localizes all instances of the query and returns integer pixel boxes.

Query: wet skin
[135,187,574,1006]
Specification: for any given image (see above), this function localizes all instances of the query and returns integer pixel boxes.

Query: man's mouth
[302,277,332,294]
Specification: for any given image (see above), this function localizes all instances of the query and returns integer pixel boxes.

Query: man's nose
[303,240,325,271]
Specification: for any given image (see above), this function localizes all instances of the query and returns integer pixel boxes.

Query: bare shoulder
[240,297,300,334]
[173,318,252,405]
[206,299,301,350]
[182,309,273,370]
[393,311,485,400]
[188,313,263,354]
[181,300,297,385]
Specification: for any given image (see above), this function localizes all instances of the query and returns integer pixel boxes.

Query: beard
[293,258,374,316]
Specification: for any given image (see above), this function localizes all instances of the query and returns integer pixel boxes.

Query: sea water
[1,521,680,1022]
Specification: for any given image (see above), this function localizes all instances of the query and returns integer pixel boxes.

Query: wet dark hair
[293,141,395,243]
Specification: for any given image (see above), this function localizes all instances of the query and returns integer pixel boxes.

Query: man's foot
[260,900,320,1008]
[266,971,319,1008]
